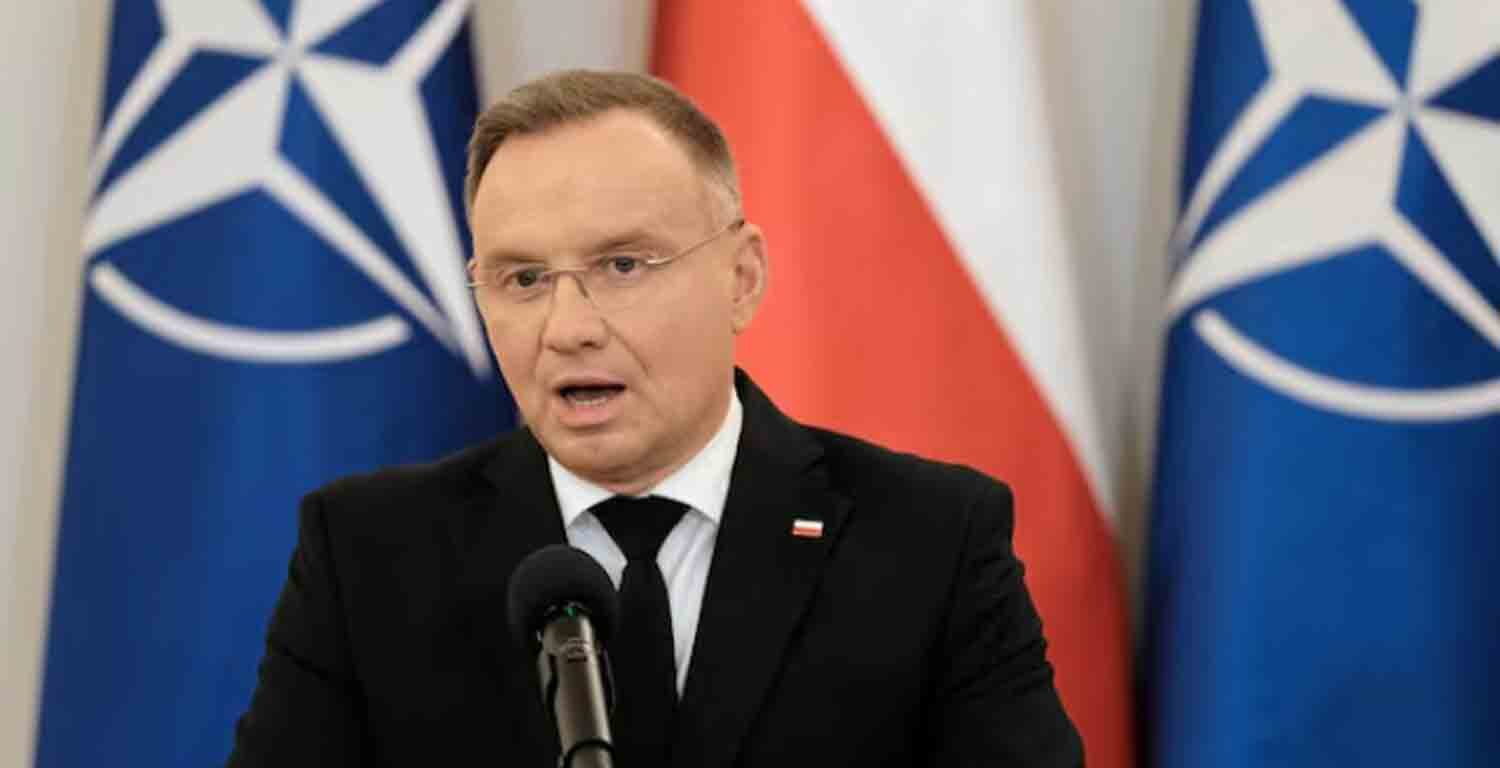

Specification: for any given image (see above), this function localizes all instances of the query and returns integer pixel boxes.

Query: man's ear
[729,223,767,334]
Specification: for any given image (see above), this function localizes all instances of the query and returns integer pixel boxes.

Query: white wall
[1,3,106,767]
[0,2,1188,765]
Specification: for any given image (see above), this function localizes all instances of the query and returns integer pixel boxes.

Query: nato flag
[1147,2,1500,767]
[38,2,512,765]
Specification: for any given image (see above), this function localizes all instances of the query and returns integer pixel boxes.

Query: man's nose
[540,272,607,352]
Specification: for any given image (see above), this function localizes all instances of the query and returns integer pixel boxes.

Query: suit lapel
[452,427,567,757]
[450,374,846,764]
[671,373,851,767]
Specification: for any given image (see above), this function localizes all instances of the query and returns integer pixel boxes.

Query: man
[229,70,1082,767]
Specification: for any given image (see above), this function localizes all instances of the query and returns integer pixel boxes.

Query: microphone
[508,545,620,768]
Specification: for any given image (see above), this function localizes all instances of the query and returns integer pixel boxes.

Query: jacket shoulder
[806,425,1013,525]
[304,433,511,534]
[808,425,1011,497]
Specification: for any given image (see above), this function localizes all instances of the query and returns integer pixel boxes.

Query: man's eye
[507,267,546,289]
[605,254,644,275]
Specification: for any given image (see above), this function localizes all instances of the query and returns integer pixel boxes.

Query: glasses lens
[583,255,656,311]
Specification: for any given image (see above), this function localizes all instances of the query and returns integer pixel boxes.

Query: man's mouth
[558,383,625,407]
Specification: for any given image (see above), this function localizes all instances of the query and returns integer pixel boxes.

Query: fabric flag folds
[654,2,1134,765]
[1147,1,1500,766]
[38,2,511,765]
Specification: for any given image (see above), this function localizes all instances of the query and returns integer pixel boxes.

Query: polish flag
[791,518,825,540]
[654,3,1133,764]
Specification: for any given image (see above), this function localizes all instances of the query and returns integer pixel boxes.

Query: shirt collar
[550,392,743,527]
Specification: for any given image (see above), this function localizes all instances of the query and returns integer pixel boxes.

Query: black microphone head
[507,545,619,646]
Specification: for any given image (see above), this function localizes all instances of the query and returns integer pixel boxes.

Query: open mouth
[558,383,625,407]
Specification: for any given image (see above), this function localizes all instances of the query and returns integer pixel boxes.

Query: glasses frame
[466,218,745,311]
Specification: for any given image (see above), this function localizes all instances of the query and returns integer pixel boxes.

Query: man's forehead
[470,112,721,251]
[483,110,695,189]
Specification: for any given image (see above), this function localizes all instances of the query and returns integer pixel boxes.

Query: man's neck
[549,388,742,516]
[593,389,733,496]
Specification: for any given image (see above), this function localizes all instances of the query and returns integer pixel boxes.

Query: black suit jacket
[228,372,1083,766]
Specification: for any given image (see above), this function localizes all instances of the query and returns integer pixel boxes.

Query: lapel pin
[791,518,824,539]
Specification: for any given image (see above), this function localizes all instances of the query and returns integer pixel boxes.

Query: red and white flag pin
[791,518,824,539]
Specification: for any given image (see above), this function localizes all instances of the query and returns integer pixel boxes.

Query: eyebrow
[473,249,540,267]
[475,228,670,266]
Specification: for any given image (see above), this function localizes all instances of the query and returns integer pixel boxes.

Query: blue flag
[39,2,511,765]
[1146,2,1500,766]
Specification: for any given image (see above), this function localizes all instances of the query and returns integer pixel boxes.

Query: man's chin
[542,432,644,484]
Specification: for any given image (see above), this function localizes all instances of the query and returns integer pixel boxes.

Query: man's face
[469,109,765,494]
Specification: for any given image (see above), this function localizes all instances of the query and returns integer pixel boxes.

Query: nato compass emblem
[82,0,490,376]
[1171,0,1500,422]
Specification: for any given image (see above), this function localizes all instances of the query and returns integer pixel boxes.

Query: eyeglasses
[467,218,744,312]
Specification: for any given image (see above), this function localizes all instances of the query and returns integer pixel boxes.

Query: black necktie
[590,495,687,765]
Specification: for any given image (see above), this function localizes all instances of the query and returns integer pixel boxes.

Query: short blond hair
[465,69,740,220]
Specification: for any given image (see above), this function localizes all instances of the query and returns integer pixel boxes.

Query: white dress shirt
[548,393,743,694]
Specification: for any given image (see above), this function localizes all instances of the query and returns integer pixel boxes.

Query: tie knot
[591,495,687,562]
